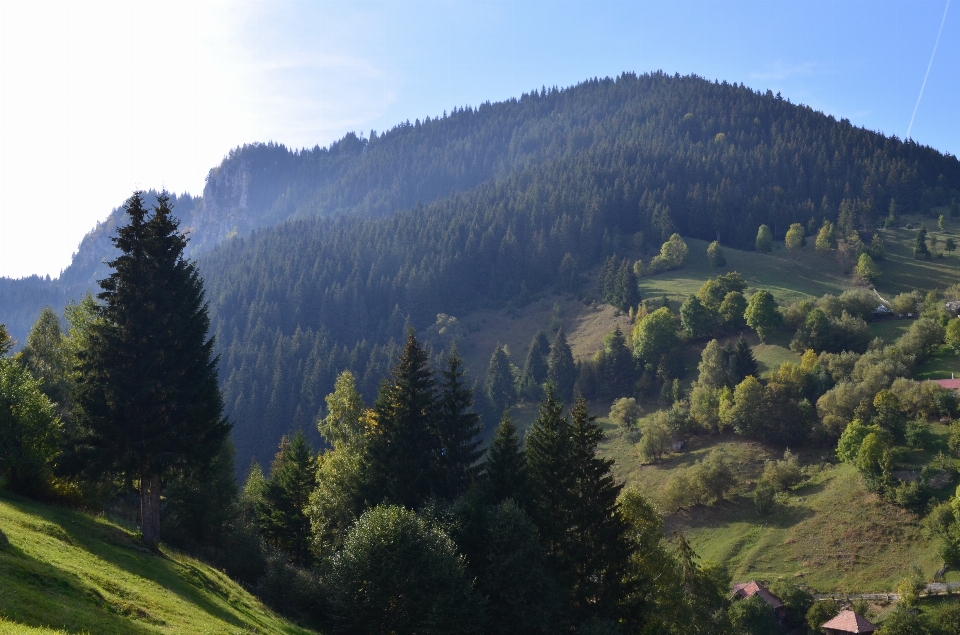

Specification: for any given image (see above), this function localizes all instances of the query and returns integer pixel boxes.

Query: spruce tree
[547,329,577,402]
[597,326,637,400]
[435,347,483,499]
[521,330,551,396]
[368,330,438,509]
[260,430,317,566]
[526,384,574,572]
[728,335,758,383]
[567,398,631,621]
[484,413,527,505]
[70,192,229,547]
[486,344,516,415]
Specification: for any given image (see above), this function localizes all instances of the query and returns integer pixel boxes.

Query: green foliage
[706,240,726,268]
[755,224,773,252]
[650,233,689,272]
[855,432,892,493]
[816,219,836,251]
[680,295,717,339]
[521,330,551,397]
[697,272,747,309]
[436,348,484,499]
[856,252,880,283]
[68,192,230,546]
[916,226,933,259]
[661,448,737,511]
[547,329,577,402]
[161,439,239,553]
[729,594,780,634]
[753,480,776,515]
[16,307,72,421]
[368,330,438,508]
[319,370,367,449]
[744,290,783,343]
[791,307,871,354]
[946,318,960,356]
[593,326,639,401]
[806,599,841,634]
[761,449,803,491]
[0,357,61,496]
[638,412,674,462]
[719,291,749,329]
[327,505,484,634]
[632,306,679,362]
[836,419,873,462]
[486,344,517,417]
[484,413,528,506]
[610,397,642,429]
[785,222,807,250]
[599,254,640,311]
[259,431,317,566]
[0,323,12,354]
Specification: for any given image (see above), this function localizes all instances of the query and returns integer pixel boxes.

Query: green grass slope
[0,492,314,635]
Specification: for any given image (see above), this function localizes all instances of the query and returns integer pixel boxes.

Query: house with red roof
[822,609,877,634]
[932,378,960,390]
[731,580,786,622]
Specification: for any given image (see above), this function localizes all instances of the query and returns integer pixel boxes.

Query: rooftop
[822,610,877,633]
[731,580,783,609]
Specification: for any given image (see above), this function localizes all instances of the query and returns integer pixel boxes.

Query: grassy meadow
[460,213,960,594]
[0,491,314,635]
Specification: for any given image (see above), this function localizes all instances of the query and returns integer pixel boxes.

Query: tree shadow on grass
[0,493,250,632]
[667,494,815,534]
[0,541,157,635]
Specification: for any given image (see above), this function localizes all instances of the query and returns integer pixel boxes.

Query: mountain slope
[0,491,314,635]
[194,72,960,468]
[3,71,959,469]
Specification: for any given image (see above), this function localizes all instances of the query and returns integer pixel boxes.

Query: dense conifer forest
[3,71,959,469]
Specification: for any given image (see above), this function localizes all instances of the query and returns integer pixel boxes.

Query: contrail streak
[906,0,951,140]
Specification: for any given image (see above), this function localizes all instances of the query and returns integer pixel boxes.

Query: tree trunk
[140,471,161,548]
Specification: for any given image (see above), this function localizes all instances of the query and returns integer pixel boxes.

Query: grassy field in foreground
[0,492,314,635]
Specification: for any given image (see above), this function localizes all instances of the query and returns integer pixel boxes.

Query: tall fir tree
[567,398,631,621]
[526,385,574,573]
[70,192,229,547]
[486,345,516,415]
[728,335,759,383]
[435,347,483,499]
[484,413,528,506]
[259,430,317,566]
[596,326,638,401]
[368,330,438,509]
[547,329,577,402]
[521,330,551,396]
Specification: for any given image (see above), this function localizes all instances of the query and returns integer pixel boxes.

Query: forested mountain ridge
[195,72,960,469]
[3,71,959,470]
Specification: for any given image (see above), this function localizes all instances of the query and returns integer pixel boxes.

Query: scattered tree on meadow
[680,295,716,339]
[855,252,880,283]
[632,306,679,362]
[915,226,932,259]
[706,240,726,268]
[755,224,773,252]
[784,223,807,250]
[815,220,835,251]
[744,290,783,343]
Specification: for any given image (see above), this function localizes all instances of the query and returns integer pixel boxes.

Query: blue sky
[0,0,957,278]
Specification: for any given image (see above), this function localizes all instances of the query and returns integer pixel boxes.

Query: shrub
[610,397,642,429]
[761,449,803,491]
